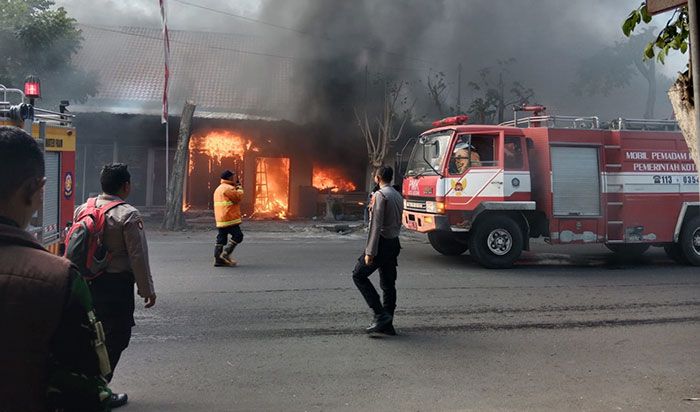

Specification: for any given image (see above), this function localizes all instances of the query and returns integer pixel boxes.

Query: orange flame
[254,157,290,219]
[313,166,357,193]
[189,131,254,164]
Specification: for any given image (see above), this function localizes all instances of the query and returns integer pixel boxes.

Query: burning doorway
[186,130,255,210]
[253,157,290,219]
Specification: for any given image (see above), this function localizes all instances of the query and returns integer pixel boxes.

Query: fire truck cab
[402,110,700,268]
[0,85,76,254]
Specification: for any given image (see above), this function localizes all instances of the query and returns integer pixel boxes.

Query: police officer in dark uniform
[352,166,404,336]
[74,163,156,408]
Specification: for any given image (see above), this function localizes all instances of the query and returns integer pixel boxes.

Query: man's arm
[48,268,112,408]
[365,191,386,258]
[226,187,244,204]
[123,210,156,306]
[50,268,106,380]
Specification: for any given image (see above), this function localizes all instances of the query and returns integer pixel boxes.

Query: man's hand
[364,254,374,265]
[144,293,157,308]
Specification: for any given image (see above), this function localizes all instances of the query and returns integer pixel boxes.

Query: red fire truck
[402,107,700,268]
[0,83,76,255]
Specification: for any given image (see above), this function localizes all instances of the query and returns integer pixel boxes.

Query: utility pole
[364,64,369,109]
[688,0,700,194]
[457,63,462,113]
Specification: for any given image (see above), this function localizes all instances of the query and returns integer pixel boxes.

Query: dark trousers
[88,272,135,382]
[216,224,244,245]
[104,326,132,382]
[352,236,401,316]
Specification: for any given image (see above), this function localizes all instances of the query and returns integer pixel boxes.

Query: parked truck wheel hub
[693,228,700,255]
[487,229,512,256]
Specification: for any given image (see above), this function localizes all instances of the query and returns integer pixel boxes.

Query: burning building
[186,125,361,218]
[70,25,366,219]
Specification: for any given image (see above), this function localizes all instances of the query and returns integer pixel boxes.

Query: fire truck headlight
[426,201,445,214]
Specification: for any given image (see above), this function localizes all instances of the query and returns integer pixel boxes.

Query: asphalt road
[111,225,700,411]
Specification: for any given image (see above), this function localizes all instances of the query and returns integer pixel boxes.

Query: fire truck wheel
[679,216,700,266]
[605,243,650,257]
[469,215,523,269]
[664,243,688,265]
[427,231,469,256]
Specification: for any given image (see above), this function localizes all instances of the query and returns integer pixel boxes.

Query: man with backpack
[71,163,156,408]
[0,126,112,411]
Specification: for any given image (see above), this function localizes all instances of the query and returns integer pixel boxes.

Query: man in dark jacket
[0,126,111,411]
[352,166,404,337]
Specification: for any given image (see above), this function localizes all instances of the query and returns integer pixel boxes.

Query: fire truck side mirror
[8,103,34,121]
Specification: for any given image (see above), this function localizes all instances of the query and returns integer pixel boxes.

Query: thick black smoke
[57,0,686,121]
[257,0,683,122]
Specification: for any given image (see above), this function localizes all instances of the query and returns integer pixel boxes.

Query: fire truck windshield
[405,132,452,176]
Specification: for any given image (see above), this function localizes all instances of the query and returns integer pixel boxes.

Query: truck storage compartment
[550,146,601,216]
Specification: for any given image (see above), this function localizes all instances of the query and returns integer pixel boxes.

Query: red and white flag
[159,0,170,124]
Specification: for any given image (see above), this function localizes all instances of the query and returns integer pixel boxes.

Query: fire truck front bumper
[403,210,450,233]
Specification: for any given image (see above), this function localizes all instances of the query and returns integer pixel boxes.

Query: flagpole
[165,118,169,190]
[159,0,170,192]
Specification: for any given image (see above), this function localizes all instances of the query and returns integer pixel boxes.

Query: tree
[0,0,97,107]
[354,79,413,189]
[425,69,452,117]
[573,28,662,119]
[623,3,697,169]
[467,59,534,124]
[162,101,196,231]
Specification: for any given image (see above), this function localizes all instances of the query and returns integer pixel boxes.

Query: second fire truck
[402,107,700,268]
[0,82,77,255]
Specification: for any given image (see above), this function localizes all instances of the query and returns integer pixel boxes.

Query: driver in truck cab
[452,145,481,174]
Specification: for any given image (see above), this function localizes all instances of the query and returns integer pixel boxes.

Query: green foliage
[466,59,534,124]
[623,2,689,64]
[0,0,97,107]
[573,28,657,97]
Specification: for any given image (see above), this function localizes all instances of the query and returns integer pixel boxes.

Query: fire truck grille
[405,199,427,212]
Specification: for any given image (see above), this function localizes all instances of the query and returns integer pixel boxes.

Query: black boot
[366,312,393,335]
[379,307,396,336]
[220,240,237,266]
[110,393,128,408]
[214,244,227,267]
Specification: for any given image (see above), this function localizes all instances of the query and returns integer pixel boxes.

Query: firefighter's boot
[220,240,238,266]
[214,244,228,267]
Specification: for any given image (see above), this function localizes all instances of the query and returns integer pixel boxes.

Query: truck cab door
[503,135,531,199]
[445,132,504,207]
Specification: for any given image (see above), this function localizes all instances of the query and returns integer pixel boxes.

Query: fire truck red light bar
[432,115,469,127]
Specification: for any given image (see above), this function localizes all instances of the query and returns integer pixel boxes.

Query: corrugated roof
[73,25,296,120]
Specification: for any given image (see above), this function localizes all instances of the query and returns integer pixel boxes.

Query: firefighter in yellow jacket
[213,170,244,266]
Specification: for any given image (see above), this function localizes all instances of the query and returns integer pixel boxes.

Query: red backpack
[64,197,124,279]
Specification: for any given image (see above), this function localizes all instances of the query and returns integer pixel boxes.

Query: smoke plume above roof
[56,0,687,122]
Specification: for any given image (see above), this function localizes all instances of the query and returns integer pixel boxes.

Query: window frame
[447,132,502,176]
